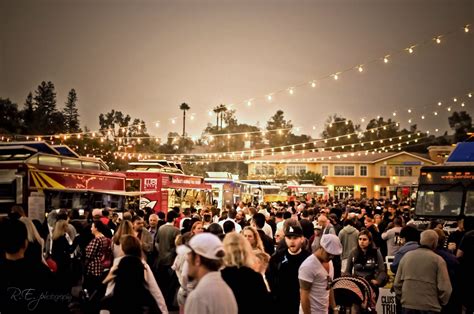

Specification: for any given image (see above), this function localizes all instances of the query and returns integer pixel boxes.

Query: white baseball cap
[320,234,343,255]
[177,233,225,260]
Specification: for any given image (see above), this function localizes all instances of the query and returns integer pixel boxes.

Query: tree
[321,114,360,151]
[20,92,35,134]
[266,110,294,147]
[448,111,473,143]
[32,81,64,134]
[63,89,81,133]
[0,98,21,134]
[297,171,325,185]
[179,102,190,137]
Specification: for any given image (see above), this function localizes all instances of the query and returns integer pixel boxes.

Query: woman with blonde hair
[190,221,204,236]
[221,232,271,314]
[51,219,77,289]
[19,216,46,264]
[111,220,135,259]
[242,226,264,252]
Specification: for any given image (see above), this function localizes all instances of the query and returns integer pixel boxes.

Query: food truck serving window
[415,185,463,217]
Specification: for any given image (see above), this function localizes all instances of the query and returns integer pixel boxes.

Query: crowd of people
[0,197,473,314]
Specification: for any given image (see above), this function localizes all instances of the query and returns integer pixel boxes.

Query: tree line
[1,81,473,177]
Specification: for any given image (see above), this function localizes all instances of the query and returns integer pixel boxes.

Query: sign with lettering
[334,185,354,192]
[376,288,397,314]
[171,176,201,185]
[143,178,158,191]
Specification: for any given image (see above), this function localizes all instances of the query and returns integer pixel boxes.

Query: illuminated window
[394,166,413,177]
[334,165,355,176]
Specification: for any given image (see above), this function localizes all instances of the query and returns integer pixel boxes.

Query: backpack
[101,237,113,270]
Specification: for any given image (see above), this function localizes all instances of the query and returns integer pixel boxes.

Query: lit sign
[143,178,158,191]
[172,176,202,185]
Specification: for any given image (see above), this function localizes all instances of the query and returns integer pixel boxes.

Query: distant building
[245,150,437,199]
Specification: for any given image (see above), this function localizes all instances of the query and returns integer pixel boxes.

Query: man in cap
[178,233,237,314]
[393,229,452,313]
[268,223,311,314]
[299,234,342,314]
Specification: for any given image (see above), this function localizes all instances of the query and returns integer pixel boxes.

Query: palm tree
[180,102,190,137]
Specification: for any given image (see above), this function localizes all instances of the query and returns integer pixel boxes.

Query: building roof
[245,150,436,164]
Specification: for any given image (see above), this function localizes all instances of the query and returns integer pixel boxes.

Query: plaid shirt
[85,236,109,276]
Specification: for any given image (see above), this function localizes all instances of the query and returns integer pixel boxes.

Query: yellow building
[245,150,437,199]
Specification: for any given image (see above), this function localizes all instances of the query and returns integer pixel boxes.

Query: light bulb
[311,81,316,88]
[465,25,470,33]
[435,37,441,44]
[453,98,457,102]
[267,95,272,101]
[438,102,442,106]
[358,66,363,72]
[434,112,438,115]
[289,88,294,95]
[408,109,412,113]
[247,101,252,106]
[383,56,389,63]
[333,74,339,80]
[408,47,414,54]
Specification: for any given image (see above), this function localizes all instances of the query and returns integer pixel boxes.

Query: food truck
[415,141,474,220]
[126,160,212,212]
[0,141,127,218]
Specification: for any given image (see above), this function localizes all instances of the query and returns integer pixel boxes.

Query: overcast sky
[1,0,473,140]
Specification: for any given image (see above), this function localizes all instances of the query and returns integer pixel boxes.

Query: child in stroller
[331,275,377,313]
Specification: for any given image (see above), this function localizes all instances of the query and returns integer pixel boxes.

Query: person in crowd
[104,234,168,314]
[300,209,314,240]
[51,219,78,290]
[219,208,243,233]
[101,255,161,314]
[394,230,452,313]
[299,234,342,314]
[433,228,460,314]
[84,220,112,301]
[338,218,359,271]
[390,225,420,274]
[253,250,271,291]
[223,220,236,234]
[178,233,238,314]
[19,216,45,264]
[234,210,247,230]
[0,218,68,313]
[108,212,119,232]
[344,229,387,296]
[251,213,275,256]
[243,226,265,253]
[190,221,204,236]
[132,215,153,256]
[363,216,382,248]
[148,214,160,241]
[447,218,464,254]
[220,232,271,314]
[172,233,195,314]
[155,210,180,310]
[381,217,403,256]
[267,224,310,314]
[111,220,135,259]
[456,216,474,313]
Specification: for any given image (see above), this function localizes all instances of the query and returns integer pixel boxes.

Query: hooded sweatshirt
[339,225,359,259]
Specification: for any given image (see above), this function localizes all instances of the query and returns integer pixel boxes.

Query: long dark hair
[355,230,378,258]
[109,255,158,313]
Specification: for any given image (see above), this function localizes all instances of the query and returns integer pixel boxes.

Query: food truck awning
[36,187,155,196]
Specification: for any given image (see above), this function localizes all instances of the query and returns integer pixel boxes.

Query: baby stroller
[331,275,377,313]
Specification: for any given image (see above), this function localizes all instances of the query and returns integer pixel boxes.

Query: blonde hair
[113,220,134,245]
[19,216,44,245]
[223,232,255,268]
[52,220,69,241]
[242,226,264,252]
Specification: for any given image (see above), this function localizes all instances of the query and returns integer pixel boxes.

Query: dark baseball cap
[284,225,304,237]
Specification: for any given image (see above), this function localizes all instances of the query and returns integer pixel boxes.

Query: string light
[383,56,389,63]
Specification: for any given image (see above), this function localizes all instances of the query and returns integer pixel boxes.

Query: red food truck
[0,141,128,219]
[126,160,212,212]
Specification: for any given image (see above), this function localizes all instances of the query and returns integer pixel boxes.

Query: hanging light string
[168,132,434,164]
[113,124,431,161]
[223,23,471,111]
